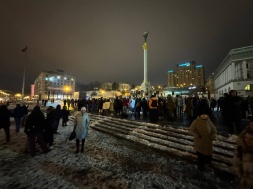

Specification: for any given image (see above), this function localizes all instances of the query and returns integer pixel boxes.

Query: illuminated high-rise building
[168,61,205,88]
[34,69,75,100]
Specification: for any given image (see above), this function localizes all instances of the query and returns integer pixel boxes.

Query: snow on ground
[0,115,236,189]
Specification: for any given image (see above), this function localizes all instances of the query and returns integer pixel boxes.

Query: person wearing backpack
[148,95,158,123]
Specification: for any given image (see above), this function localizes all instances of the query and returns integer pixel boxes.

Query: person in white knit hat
[74,107,90,153]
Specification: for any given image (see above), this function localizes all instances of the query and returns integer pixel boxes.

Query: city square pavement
[0,105,236,189]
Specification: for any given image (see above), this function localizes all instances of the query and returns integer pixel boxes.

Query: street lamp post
[21,46,28,103]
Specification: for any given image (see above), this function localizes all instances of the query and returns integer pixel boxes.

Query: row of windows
[45,81,73,85]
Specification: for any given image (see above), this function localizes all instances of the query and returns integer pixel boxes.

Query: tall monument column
[140,31,151,96]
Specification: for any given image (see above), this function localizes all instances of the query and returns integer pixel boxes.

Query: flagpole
[21,46,28,103]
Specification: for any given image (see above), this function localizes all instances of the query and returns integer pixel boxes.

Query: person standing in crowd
[197,98,212,119]
[189,106,217,172]
[142,97,149,118]
[222,90,243,134]
[0,105,11,142]
[74,107,90,153]
[157,97,164,120]
[122,97,128,114]
[134,97,142,118]
[44,106,55,149]
[185,97,194,124]
[87,98,92,112]
[216,96,223,112]
[21,104,29,127]
[175,95,182,117]
[24,106,49,157]
[52,104,62,134]
[71,99,75,109]
[165,95,176,121]
[232,117,253,189]
[13,103,24,133]
[67,99,71,110]
[192,95,200,120]
[114,97,120,116]
[109,98,115,115]
[210,97,217,111]
[149,95,158,123]
[74,99,78,107]
[98,97,104,114]
[62,105,69,126]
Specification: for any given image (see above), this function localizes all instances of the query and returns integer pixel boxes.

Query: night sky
[1,0,253,93]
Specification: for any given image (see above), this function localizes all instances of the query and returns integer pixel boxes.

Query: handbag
[68,131,76,141]
[66,124,77,142]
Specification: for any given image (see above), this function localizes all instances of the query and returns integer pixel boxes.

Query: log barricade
[87,114,237,173]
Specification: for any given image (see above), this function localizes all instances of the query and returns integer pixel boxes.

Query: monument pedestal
[140,80,151,96]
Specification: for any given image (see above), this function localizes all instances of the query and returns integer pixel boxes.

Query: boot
[81,139,85,153]
[75,140,79,154]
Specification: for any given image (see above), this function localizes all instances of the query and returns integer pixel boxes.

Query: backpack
[151,100,157,107]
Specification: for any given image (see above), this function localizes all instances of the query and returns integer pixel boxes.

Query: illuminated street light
[63,86,72,99]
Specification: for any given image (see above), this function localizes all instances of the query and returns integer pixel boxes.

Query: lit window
[245,85,250,90]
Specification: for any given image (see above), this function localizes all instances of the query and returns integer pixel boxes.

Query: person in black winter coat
[24,106,49,157]
[134,97,142,118]
[197,98,212,118]
[44,106,55,148]
[13,104,24,133]
[0,105,11,142]
[52,105,62,134]
[21,104,29,127]
[222,90,243,134]
[142,97,149,117]
[61,105,69,126]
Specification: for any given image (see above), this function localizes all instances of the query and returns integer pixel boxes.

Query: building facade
[118,83,131,91]
[168,61,205,88]
[101,83,112,91]
[34,70,75,100]
[213,45,253,97]
[206,74,215,98]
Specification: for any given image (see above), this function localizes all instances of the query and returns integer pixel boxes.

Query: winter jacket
[189,116,217,155]
[25,109,45,134]
[0,105,11,129]
[74,112,90,140]
[232,130,253,189]
[13,105,24,118]
[62,109,69,122]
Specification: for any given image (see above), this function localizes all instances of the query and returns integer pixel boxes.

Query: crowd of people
[0,103,71,156]
[79,91,252,136]
[1,89,253,188]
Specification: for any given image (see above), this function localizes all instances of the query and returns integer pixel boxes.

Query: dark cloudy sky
[1,0,253,93]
